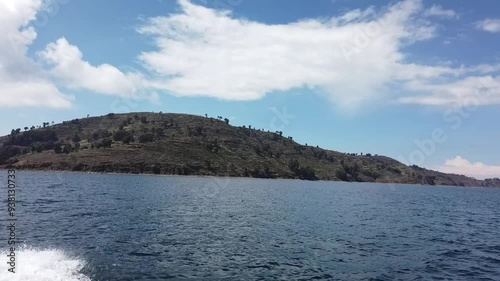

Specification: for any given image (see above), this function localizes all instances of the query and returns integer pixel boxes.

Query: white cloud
[423,5,458,19]
[475,18,500,33]
[435,156,500,180]
[0,0,72,108]
[1,0,497,111]
[136,0,498,110]
[0,0,148,109]
[137,0,442,109]
[0,80,73,108]
[39,38,144,98]
[399,75,500,106]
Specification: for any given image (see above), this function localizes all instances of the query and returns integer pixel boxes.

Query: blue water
[1,171,500,280]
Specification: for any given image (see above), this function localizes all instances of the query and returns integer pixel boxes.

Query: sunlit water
[1,171,500,280]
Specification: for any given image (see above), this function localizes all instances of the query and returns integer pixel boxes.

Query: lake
[1,171,500,280]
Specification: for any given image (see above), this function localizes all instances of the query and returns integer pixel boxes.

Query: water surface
[1,171,499,280]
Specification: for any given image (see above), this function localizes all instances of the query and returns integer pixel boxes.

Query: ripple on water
[12,172,500,281]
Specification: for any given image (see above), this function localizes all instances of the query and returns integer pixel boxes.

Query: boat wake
[0,246,91,281]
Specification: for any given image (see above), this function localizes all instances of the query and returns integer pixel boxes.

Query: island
[1,112,499,187]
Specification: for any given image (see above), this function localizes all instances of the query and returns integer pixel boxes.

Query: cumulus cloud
[423,5,458,19]
[137,0,497,109]
[0,0,72,108]
[435,156,500,180]
[39,38,144,98]
[475,18,500,33]
[0,80,73,108]
[1,0,498,110]
[1,0,146,109]
[138,0,433,108]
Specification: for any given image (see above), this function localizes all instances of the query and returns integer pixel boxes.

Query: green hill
[1,112,499,187]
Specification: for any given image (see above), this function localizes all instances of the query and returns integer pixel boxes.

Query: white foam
[0,247,91,281]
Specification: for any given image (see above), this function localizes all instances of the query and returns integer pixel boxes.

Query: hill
[1,112,499,187]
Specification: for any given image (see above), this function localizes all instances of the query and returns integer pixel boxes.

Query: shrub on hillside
[0,147,21,164]
[92,129,111,140]
[336,168,348,181]
[138,133,154,143]
[113,130,132,142]
[54,144,62,154]
[95,138,113,148]
[5,130,58,146]
[72,133,81,143]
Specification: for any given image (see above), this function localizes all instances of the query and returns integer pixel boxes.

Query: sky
[0,0,499,179]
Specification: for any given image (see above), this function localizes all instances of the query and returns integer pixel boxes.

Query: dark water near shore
[1,171,500,280]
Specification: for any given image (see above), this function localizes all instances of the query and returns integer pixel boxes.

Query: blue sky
[1,0,499,179]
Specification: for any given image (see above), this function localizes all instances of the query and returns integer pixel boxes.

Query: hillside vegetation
[1,112,499,187]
